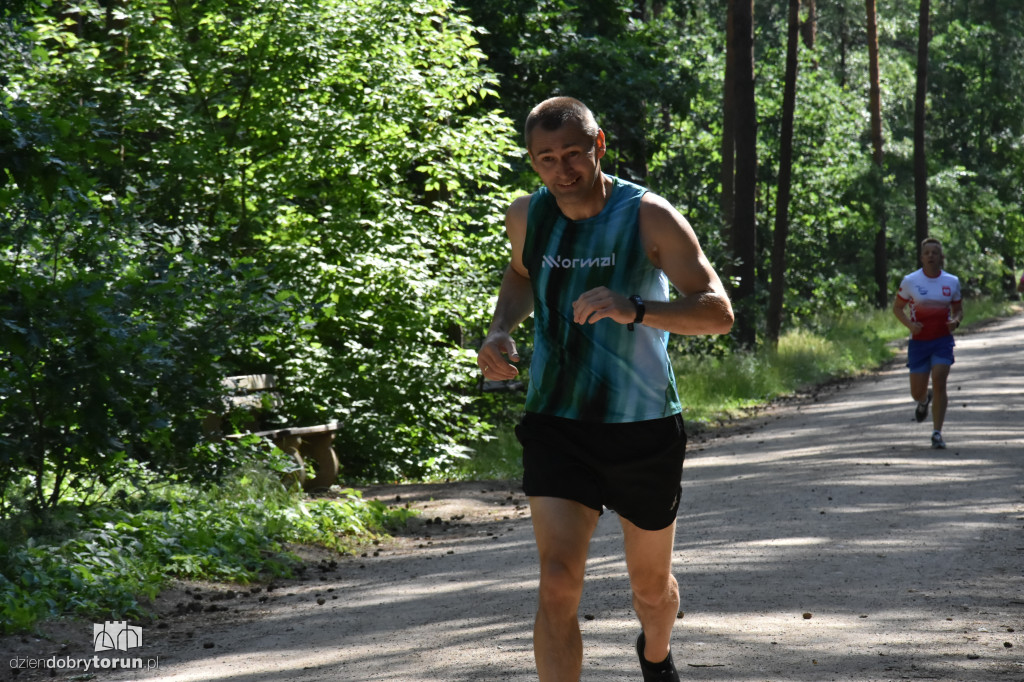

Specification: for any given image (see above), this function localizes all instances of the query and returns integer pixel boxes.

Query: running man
[477,97,733,681]
[892,237,964,449]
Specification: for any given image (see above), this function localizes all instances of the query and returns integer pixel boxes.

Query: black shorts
[515,412,687,531]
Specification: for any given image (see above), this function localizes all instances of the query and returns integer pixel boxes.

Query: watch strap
[627,294,645,331]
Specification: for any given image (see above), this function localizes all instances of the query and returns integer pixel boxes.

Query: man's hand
[478,332,520,380]
[572,286,633,326]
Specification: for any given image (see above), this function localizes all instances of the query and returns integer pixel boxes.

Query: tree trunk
[800,0,816,50]
[866,0,888,308]
[720,0,737,252]
[731,0,758,348]
[914,0,930,255]
[1006,254,1019,300]
[837,1,848,87]
[767,0,801,345]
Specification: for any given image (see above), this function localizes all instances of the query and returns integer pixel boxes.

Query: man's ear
[595,129,607,159]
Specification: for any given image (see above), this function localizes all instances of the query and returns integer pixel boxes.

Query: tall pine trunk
[914,0,930,255]
[767,0,801,345]
[721,0,737,258]
[866,0,888,308]
[731,0,758,348]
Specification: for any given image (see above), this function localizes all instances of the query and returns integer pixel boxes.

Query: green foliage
[0,466,414,633]
[2,0,520,495]
[465,0,706,182]
[207,0,522,479]
[4,0,1024,496]
[2,1,1022,636]
[0,215,283,512]
[468,0,1024,348]
[454,423,524,481]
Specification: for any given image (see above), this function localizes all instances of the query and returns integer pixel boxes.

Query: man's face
[527,122,605,201]
[921,242,944,271]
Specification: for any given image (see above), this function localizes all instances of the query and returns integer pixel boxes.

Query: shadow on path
[97,313,1023,682]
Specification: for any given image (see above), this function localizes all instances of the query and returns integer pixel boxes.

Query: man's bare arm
[892,295,922,335]
[573,193,733,335]
[638,194,734,335]
[946,299,963,333]
[478,196,532,379]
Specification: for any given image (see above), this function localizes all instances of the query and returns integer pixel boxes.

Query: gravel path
[6,311,1022,682]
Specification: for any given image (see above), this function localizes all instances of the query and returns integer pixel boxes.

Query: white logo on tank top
[541,253,616,269]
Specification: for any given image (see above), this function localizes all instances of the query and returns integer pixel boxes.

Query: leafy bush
[1,0,521,500]
[0,210,284,513]
[0,466,414,634]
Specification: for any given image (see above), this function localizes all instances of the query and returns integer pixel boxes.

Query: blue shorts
[907,335,955,374]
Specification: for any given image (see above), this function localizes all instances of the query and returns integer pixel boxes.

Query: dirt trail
[4,312,1023,682]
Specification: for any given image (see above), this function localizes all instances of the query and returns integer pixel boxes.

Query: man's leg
[620,516,679,665]
[930,363,951,431]
[908,371,931,404]
[529,496,600,682]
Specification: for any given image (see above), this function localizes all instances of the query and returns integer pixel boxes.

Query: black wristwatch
[627,294,645,331]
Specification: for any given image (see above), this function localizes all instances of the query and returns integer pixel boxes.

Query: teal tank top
[522,176,682,423]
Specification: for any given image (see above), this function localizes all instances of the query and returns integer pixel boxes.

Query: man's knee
[537,558,586,612]
[630,570,678,609]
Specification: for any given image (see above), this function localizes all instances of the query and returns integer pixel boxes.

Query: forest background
[4,0,1024,635]
[3,1,1024,514]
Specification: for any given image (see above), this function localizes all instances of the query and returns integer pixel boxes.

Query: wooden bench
[204,374,341,491]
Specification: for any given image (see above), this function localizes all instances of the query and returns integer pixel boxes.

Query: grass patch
[679,299,1017,425]
[676,309,899,425]
[453,422,523,481]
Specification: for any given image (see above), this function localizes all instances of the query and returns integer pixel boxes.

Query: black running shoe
[636,631,680,682]
[915,389,932,423]
[931,432,946,449]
